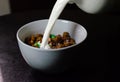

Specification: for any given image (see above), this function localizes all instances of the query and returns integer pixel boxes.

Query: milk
[40,0,69,49]
[40,0,112,48]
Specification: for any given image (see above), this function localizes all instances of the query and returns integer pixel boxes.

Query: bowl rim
[16,19,87,51]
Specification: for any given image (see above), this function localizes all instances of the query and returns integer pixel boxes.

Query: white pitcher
[69,0,120,14]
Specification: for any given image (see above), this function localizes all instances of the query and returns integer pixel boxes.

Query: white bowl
[16,19,87,73]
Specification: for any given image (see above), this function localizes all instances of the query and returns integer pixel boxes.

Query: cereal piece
[36,37,42,42]
[63,38,75,47]
[63,32,70,40]
[64,39,71,47]
[35,34,43,42]
[50,34,56,39]
[52,34,62,43]
[27,35,35,45]
[34,41,41,48]
[56,43,64,48]
[69,38,76,45]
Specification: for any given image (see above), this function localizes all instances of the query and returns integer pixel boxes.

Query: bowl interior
[17,19,87,48]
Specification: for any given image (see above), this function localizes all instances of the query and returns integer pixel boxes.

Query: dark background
[9,0,78,12]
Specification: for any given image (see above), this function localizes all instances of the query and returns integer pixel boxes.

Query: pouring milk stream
[40,0,69,49]
[40,0,110,49]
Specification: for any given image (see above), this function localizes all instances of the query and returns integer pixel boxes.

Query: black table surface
[0,9,119,82]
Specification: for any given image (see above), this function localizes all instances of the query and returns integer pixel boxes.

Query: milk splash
[40,0,69,49]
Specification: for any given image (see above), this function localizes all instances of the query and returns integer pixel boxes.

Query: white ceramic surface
[69,0,111,14]
[16,19,87,73]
